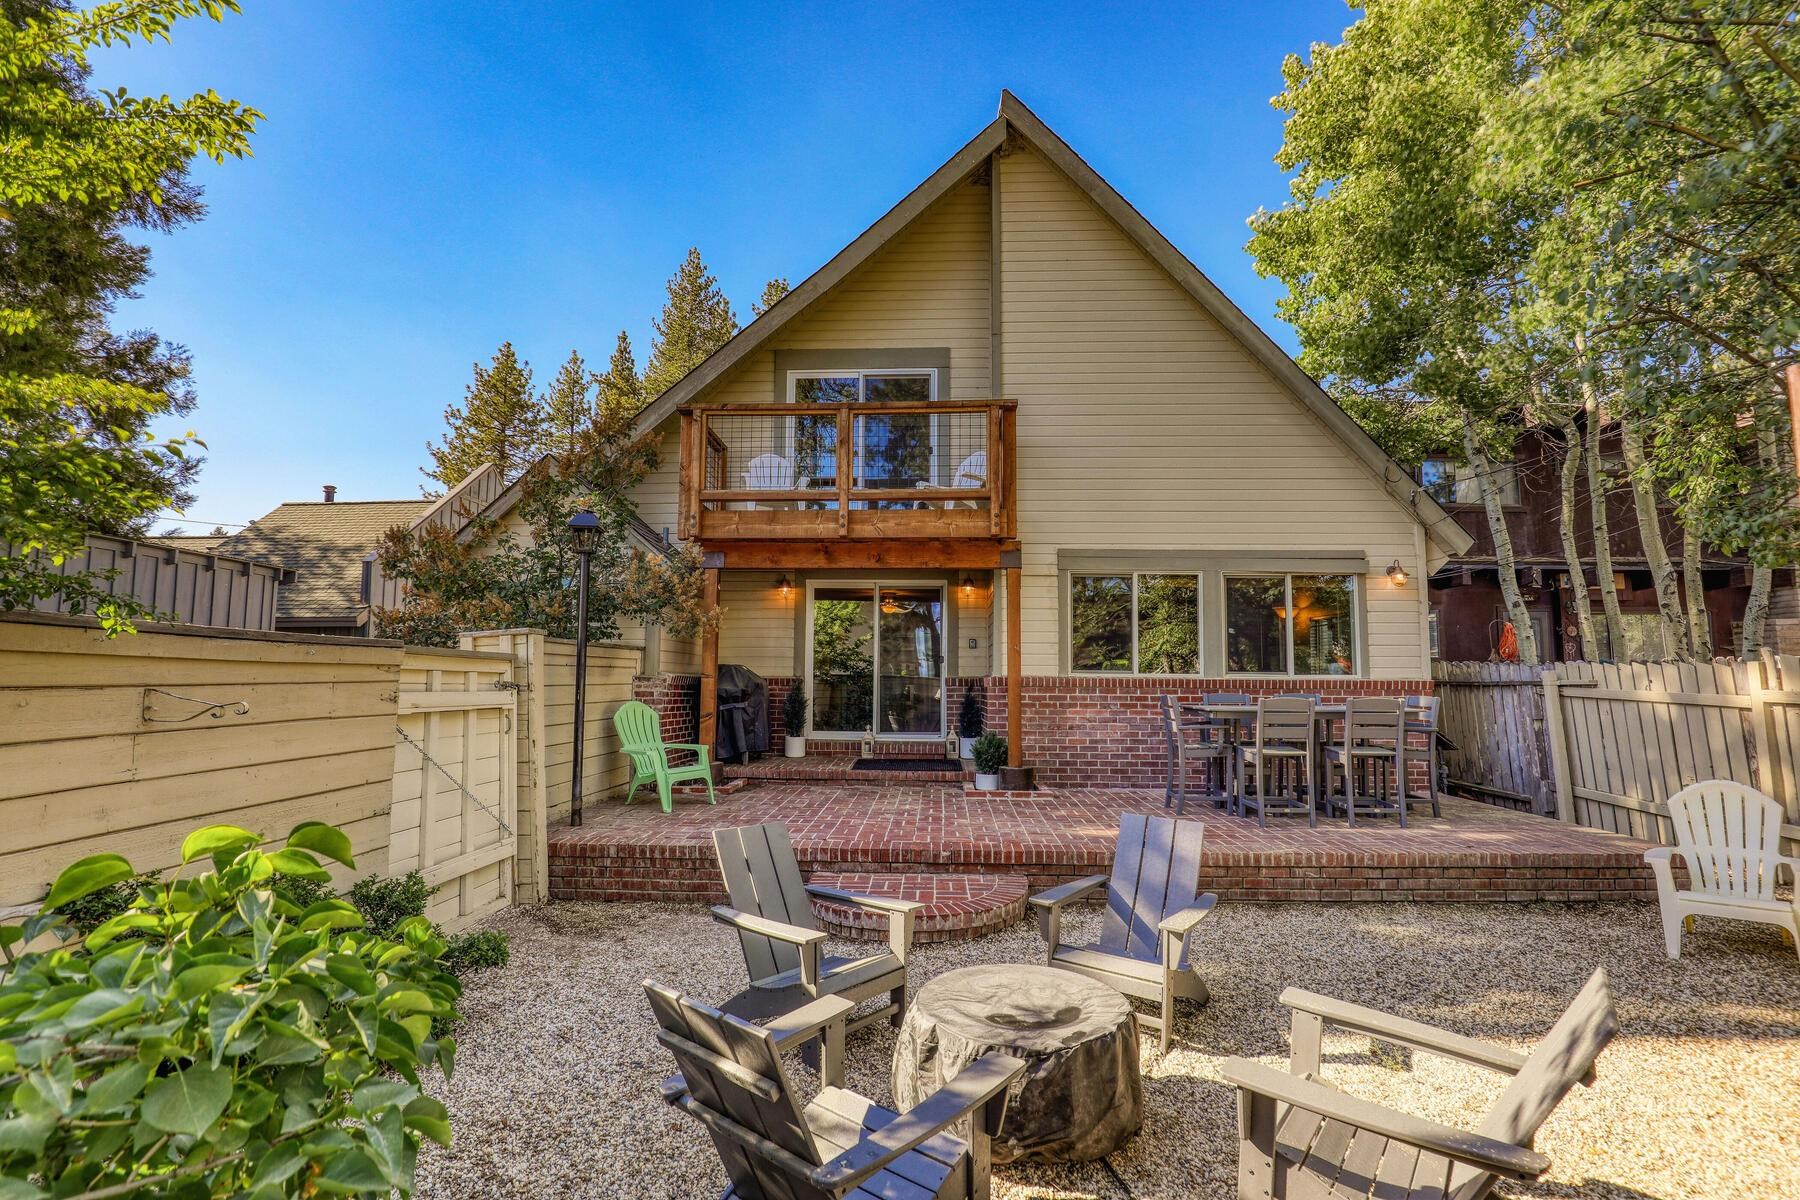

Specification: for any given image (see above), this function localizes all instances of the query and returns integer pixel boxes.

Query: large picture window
[1225,574,1358,675]
[1070,573,1201,674]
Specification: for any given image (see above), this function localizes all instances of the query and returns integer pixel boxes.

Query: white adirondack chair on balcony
[736,453,807,511]
[1646,780,1800,960]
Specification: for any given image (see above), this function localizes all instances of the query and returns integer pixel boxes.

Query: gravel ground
[416,901,1800,1200]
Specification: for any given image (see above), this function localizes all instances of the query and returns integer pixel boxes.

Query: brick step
[808,872,1028,943]
[723,758,969,784]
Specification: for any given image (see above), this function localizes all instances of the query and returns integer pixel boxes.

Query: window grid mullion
[1284,574,1295,676]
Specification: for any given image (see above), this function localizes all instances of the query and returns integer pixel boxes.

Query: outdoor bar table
[1191,700,1430,807]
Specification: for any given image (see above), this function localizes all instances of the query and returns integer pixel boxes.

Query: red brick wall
[981,675,1434,789]
[633,674,698,744]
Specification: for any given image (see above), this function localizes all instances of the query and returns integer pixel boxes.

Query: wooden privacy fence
[0,613,647,920]
[1544,656,1800,851]
[1432,662,1554,815]
[458,629,643,904]
[391,646,519,931]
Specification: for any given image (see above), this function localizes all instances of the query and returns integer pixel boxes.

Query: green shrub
[957,690,984,739]
[348,871,435,939]
[971,731,1007,775]
[49,870,161,935]
[344,871,510,981]
[443,929,510,977]
[0,821,459,1197]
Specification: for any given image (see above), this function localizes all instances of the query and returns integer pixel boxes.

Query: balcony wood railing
[677,399,1016,543]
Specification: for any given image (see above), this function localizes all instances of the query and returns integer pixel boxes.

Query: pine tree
[540,351,593,461]
[423,342,545,490]
[752,277,790,318]
[0,0,233,534]
[643,248,738,398]
[597,330,645,420]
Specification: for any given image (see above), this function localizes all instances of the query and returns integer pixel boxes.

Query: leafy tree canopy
[0,0,258,632]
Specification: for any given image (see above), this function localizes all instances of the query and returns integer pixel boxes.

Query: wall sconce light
[1386,559,1409,586]
[775,574,793,598]
[960,574,976,596]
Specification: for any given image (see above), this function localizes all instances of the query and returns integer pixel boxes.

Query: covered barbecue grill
[714,664,769,762]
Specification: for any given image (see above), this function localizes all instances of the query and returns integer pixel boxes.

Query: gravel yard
[417,900,1800,1200]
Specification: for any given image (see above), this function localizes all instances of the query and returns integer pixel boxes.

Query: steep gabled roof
[628,90,1470,557]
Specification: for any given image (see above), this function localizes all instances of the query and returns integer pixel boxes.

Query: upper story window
[787,369,941,491]
[1418,457,1520,506]
[789,370,937,405]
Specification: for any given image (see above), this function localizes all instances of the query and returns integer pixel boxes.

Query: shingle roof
[213,500,431,622]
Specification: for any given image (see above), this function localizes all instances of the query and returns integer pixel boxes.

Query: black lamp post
[567,507,601,827]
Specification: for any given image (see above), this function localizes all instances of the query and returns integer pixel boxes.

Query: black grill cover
[715,664,768,761]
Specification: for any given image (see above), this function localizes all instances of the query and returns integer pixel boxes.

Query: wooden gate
[1432,661,1555,814]
[1543,655,1800,852]
[392,647,519,930]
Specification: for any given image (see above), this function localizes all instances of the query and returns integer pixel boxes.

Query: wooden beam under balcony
[702,539,1019,570]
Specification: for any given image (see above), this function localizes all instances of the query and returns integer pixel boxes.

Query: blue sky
[102,1,1357,530]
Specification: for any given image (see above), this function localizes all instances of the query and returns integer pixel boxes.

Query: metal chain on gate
[394,724,513,836]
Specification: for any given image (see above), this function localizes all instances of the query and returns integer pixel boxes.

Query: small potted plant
[971,731,1006,791]
[957,691,984,760]
[783,686,808,758]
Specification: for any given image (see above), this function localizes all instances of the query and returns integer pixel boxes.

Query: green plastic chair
[613,700,716,812]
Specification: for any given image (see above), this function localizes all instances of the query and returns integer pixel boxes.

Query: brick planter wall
[633,674,698,744]
[980,675,1434,790]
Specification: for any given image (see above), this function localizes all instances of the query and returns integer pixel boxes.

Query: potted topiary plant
[783,685,808,757]
[971,731,1006,790]
[957,690,984,760]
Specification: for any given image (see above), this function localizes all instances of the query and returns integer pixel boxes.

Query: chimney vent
[322,484,337,503]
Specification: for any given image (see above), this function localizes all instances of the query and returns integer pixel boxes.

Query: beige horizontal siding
[998,145,1426,678]
[0,615,403,909]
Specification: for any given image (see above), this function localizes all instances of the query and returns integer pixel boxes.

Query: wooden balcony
[677,399,1017,568]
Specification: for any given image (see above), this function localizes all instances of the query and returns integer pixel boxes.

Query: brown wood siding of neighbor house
[1430,426,1764,660]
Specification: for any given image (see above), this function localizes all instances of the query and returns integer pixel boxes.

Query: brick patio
[548,781,1657,904]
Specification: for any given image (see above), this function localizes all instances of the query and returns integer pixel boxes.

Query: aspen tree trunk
[1741,419,1784,655]
[1681,524,1713,658]
[1618,420,1691,658]
[1557,419,1599,657]
[1462,416,1538,664]
[1576,334,1625,658]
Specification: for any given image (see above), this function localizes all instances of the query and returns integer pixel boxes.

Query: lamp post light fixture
[567,507,601,827]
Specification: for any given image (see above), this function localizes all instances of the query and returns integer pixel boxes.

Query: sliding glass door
[807,583,944,739]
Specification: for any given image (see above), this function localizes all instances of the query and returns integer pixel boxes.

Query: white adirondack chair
[1646,780,1800,960]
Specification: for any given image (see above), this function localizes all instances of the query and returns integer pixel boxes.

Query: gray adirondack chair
[647,980,1026,1200]
[1028,812,1216,1053]
[1223,966,1617,1200]
[712,824,920,1081]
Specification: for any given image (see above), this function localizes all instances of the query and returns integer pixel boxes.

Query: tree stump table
[892,964,1142,1164]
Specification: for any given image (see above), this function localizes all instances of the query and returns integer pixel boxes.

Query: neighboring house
[594,92,1469,789]
[200,471,501,637]
[210,492,434,637]
[1419,427,1774,662]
